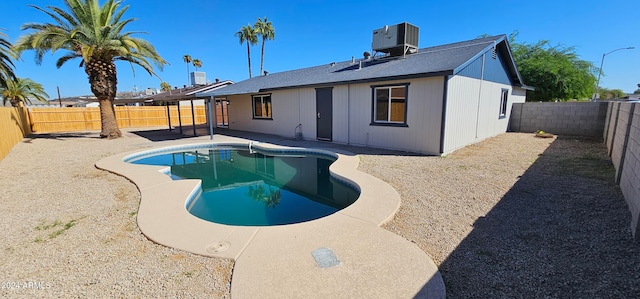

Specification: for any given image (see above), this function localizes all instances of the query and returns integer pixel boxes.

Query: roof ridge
[418,35,505,53]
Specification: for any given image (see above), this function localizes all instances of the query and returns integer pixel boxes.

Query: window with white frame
[499,89,508,119]
[252,94,272,119]
[372,84,408,125]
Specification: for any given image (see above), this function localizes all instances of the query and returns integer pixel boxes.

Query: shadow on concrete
[432,136,640,298]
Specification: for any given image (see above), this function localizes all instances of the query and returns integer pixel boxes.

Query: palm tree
[1,77,49,107]
[235,24,258,78]
[15,0,168,138]
[247,183,281,208]
[160,82,171,92]
[254,17,275,76]
[0,29,17,88]
[192,58,202,71]
[183,54,191,85]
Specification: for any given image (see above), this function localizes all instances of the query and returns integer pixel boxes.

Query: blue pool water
[129,147,359,226]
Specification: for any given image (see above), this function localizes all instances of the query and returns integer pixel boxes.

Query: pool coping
[96,141,402,260]
[96,138,445,298]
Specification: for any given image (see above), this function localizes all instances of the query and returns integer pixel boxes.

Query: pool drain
[311,247,340,268]
[206,241,231,253]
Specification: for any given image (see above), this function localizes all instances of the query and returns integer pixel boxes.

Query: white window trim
[499,89,509,119]
[373,85,408,125]
[252,94,272,119]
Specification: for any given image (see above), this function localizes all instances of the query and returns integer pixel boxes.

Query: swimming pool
[128,146,360,226]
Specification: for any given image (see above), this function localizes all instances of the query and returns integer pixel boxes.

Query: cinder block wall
[510,102,608,136]
[511,101,640,239]
[604,102,640,237]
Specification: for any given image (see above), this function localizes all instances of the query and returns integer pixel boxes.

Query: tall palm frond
[160,81,171,91]
[0,29,17,88]
[254,17,275,76]
[192,58,202,71]
[235,24,258,78]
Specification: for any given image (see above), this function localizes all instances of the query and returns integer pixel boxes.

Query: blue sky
[2,0,639,98]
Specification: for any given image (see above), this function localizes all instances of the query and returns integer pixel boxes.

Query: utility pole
[57,86,62,107]
[593,47,634,101]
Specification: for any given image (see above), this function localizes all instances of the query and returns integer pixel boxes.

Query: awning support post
[208,97,214,140]
[191,99,196,136]
[177,101,183,134]
[166,102,172,131]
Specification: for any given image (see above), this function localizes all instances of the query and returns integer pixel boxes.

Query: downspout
[475,54,486,139]
[439,76,449,155]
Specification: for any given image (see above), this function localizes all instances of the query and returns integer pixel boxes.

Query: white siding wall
[443,75,519,154]
[227,90,302,138]
[226,94,250,130]
[442,76,481,152]
[298,88,317,140]
[511,87,526,104]
[225,77,445,154]
[332,86,349,144]
[344,77,444,154]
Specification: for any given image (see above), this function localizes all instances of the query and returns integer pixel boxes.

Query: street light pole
[593,46,634,101]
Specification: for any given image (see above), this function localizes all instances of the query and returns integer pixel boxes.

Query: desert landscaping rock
[1,130,636,297]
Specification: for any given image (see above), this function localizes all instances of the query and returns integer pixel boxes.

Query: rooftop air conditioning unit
[372,22,419,57]
[191,71,206,86]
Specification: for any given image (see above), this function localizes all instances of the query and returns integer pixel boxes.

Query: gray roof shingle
[201,35,522,97]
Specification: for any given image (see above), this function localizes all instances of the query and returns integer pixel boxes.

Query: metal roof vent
[372,22,419,57]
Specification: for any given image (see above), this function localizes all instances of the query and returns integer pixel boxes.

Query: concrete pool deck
[96,132,445,298]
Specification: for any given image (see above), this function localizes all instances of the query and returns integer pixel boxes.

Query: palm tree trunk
[9,98,20,107]
[247,43,252,78]
[186,63,190,86]
[260,38,265,76]
[86,59,122,138]
[98,99,121,138]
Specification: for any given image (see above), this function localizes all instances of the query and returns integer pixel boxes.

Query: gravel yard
[0,130,636,297]
[0,132,233,298]
[359,133,638,298]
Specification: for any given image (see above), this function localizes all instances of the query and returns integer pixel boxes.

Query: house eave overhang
[260,70,454,93]
[153,94,213,102]
[519,85,535,91]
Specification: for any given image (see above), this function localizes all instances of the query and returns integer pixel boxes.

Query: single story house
[199,29,529,155]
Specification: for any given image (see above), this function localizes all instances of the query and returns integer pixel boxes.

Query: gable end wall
[457,48,512,85]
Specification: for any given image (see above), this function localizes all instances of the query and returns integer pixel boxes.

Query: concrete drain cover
[312,247,340,268]
[206,241,230,253]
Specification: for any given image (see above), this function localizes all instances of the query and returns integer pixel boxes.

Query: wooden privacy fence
[0,107,31,161]
[28,106,208,132]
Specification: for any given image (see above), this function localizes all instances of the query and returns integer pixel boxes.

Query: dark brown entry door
[316,87,333,141]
